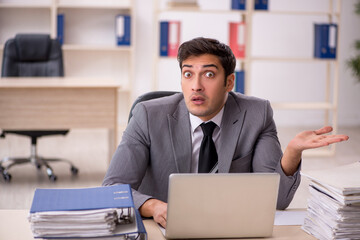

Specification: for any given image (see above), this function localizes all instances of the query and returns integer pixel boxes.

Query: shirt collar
[189,106,224,133]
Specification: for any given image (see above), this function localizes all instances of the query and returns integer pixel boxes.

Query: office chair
[0,34,78,182]
[128,91,179,122]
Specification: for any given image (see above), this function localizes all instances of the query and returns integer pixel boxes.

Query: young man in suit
[103,37,348,228]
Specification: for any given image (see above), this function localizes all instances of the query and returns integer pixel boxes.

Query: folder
[160,21,169,56]
[235,70,245,94]
[168,21,181,57]
[229,22,246,58]
[57,14,64,45]
[231,0,246,10]
[314,23,337,59]
[28,185,147,239]
[160,21,181,57]
[116,15,131,46]
[254,0,268,10]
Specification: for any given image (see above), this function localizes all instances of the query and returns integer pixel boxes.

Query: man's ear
[226,73,235,92]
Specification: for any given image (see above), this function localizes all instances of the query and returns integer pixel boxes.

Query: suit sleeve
[251,100,301,210]
[102,103,154,209]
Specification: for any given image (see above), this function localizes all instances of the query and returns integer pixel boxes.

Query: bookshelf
[0,0,135,130]
[153,0,341,156]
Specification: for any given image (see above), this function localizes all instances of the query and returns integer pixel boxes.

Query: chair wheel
[2,172,12,182]
[71,166,79,175]
[49,175,57,182]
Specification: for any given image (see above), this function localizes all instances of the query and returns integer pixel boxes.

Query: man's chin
[188,108,209,118]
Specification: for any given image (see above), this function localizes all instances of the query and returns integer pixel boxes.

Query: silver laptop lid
[165,173,280,239]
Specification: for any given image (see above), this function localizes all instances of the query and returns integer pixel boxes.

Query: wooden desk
[0,77,123,162]
[0,209,315,240]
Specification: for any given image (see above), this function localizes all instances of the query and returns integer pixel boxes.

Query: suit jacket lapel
[168,99,192,173]
[218,94,246,173]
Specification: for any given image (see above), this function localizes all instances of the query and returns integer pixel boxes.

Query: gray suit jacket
[103,92,301,210]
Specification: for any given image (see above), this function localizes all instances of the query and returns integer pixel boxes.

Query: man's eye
[184,72,192,78]
[205,72,214,78]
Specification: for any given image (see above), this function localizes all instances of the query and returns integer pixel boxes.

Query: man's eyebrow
[203,64,218,69]
[181,64,219,69]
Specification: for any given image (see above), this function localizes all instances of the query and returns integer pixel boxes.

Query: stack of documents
[28,185,147,239]
[301,162,360,240]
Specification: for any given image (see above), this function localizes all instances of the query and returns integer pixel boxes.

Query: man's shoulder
[133,92,185,118]
[139,92,183,108]
[229,91,269,107]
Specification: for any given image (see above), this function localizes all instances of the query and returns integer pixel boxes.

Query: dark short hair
[177,37,236,82]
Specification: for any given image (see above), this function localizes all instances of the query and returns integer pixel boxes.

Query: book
[254,0,268,10]
[231,0,246,10]
[116,15,131,46]
[57,14,64,45]
[301,162,360,240]
[314,23,337,59]
[229,22,246,58]
[234,70,245,94]
[159,21,181,57]
[28,185,147,239]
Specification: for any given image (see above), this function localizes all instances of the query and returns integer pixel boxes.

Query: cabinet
[0,0,135,129]
[153,0,341,156]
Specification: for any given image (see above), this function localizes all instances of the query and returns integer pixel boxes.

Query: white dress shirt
[189,107,224,173]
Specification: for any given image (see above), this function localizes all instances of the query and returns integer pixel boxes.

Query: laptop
[164,173,280,239]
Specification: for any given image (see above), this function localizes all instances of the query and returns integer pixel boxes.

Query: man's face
[181,54,234,121]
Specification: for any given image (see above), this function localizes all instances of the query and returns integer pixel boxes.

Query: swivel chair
[128,91,179,122]
[0,34,78,182]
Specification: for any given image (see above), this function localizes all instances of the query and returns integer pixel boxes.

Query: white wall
[134,0,360,127]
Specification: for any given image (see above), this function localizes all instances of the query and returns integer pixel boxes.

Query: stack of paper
[28,185,147,239]
[301,162,360,240]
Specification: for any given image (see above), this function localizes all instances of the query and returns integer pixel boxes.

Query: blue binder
[235,70,245,94]
[116,15,131,46]
[160,21,169,56]
[254,0,268,10]
[57,14,64,45]
[231,0,246,10]
[314,23,337,59]
[29,185,147,239]
[30,185,134,213]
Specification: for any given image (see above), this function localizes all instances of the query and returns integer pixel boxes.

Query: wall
[134,0,360,127]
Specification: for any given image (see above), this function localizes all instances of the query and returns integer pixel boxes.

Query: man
[103,37,349,228]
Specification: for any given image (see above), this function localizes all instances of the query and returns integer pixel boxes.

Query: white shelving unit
[153,0,341,156]
[0,0,135,130]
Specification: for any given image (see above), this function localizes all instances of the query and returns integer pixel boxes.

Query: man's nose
[192,75,203,92]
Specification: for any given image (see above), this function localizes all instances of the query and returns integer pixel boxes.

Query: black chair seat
[2,130,69,138]
[128,91,179,122]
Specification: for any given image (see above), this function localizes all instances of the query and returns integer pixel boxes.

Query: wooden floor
[0,126,359,210]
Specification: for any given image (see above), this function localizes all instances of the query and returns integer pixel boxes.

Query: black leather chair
[0,34,78,182]
[128,91,179,122]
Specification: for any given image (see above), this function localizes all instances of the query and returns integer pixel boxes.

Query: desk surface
[0,209,315,240]
[0,77,124,89]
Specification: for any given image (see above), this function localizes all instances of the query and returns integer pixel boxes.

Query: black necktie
[198,121,218,173]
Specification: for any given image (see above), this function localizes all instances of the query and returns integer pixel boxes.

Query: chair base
[0,155,78,182]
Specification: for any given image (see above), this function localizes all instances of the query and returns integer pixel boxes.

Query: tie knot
[200,121,217,136]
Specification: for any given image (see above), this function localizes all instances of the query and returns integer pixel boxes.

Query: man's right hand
[139,198,168,228]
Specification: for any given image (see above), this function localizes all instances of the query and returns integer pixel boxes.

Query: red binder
[168,21,181,57]
[229,22,245,58]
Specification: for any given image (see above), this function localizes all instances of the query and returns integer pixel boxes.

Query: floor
[0,126,359,210]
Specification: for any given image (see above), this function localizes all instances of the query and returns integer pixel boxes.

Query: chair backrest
[1,34,64,77]
[128,91,179,122]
